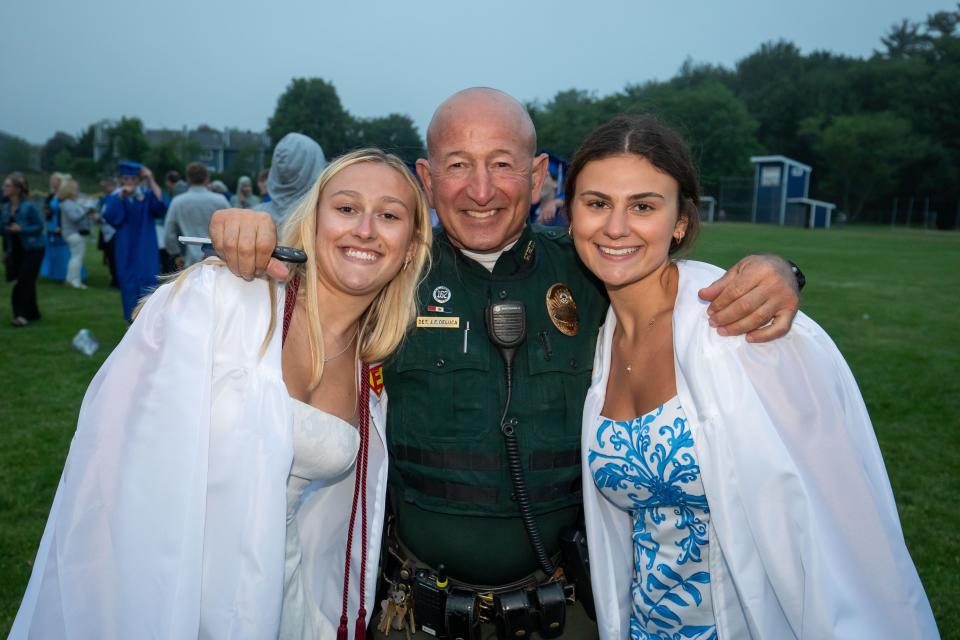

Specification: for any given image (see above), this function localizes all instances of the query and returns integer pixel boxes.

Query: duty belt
[379,536,571,640]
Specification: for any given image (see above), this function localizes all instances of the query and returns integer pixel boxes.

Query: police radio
[485,302,555,577]
[412,565,448,637]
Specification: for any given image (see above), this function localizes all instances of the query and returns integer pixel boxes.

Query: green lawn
[1,224,958,636]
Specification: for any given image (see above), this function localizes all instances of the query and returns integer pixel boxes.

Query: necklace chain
[323,328,358,363]
[622,314,664,374]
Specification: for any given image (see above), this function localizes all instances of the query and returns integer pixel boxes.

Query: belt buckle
[477,591,495,624]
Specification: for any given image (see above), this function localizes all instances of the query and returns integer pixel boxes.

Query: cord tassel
[338,363,371,640]
[354,606,367,640]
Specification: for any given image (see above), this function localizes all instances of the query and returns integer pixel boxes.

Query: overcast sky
[1,0,951,145]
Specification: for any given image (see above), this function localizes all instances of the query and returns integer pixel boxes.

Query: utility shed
[786,197,836,228]
[750,155,813,226]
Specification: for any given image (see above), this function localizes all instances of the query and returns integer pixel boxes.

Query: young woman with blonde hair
[57,178,91,289]
[12,149,433,640]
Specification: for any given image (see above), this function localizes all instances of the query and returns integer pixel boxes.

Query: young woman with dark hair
[566,115,937,639]
[1,173,45,325]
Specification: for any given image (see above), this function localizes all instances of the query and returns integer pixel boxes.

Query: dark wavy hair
[4,172,30,199]
[564,115,700,256]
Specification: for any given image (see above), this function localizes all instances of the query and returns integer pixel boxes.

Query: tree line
[0,79,426,193]
[529,6,960,225]
[2,6,956,225]
[266,78,425,163]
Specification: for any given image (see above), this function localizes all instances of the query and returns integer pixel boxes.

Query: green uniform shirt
[383,224,609,584]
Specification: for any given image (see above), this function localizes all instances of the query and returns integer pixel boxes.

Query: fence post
[891,197,898,228]
[923,196,930,229]
[906,197,915,228]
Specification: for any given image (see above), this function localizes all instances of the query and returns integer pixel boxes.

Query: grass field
[1,223,958,636]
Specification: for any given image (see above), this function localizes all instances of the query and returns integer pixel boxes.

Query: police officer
[209,88,801,639]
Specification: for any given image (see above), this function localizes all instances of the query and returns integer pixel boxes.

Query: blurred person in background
[164,162,228,268]
[165,170,188,200]
[257,167,270,203]
[209,179,231,204]
[254,133,326,224]
[102,161,167,321]
[43,172,62,225]
[230,175,260,208]
[157,171,187,274]
[531,167,566,227]
[58,178,91,289]
[97,177,119,287]
[40,171,71,281]
[2,173,45,326]
[1,187,9,278]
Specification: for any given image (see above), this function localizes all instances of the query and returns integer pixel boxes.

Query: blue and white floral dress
[588,397,717,640]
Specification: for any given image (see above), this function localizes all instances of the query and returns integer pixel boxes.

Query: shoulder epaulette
[530,224,570,243]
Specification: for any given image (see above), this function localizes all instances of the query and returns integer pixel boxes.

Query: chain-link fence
[703,177,754,223]
[703,177,959,231]
[876,196,960,231]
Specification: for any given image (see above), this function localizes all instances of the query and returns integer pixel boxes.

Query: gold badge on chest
[546,283,579,336]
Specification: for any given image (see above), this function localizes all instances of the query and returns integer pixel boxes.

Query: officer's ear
[530,153,549,202]
[415,159,436,209]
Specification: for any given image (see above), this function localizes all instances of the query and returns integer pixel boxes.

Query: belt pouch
[559,527,596,621]
[534,582,566,638]
[495,589,533,639]
[444,591,480,640]
[413,569,447,637]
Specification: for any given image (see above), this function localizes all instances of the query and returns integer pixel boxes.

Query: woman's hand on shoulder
[208,209,288,281]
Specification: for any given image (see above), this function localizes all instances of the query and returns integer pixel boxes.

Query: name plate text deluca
[416,316,461,329]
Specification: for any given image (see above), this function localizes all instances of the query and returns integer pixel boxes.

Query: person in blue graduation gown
[102,161,167,321]
[40,173,70,281]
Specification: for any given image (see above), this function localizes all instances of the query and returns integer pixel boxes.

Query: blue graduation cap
[117,160,142,177]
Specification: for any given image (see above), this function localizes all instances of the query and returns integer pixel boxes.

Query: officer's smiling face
[313,161,416,300]
[569,154,688,291]
[417,89,548,253]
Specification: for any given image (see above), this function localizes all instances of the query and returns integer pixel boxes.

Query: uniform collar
[436,224,537,278]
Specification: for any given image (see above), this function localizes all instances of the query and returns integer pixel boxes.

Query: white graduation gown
[11,264,389,639]
[581,260,939,640]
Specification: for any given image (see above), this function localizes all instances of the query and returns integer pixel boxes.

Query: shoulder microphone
[485,301,526,368]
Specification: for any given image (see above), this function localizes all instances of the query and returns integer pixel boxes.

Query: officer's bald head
[415,87,549,253]
[426,88,537,160]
